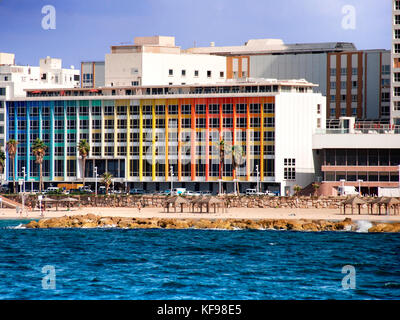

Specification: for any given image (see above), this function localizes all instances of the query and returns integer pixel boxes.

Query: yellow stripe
[127,102,131,178]
[152,101,156,181]
[139,100,143,181]
[165,100,169,181]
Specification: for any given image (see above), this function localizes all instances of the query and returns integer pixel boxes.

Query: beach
[1,206,400,222]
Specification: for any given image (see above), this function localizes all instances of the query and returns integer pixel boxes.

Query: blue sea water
[0,219,399,300]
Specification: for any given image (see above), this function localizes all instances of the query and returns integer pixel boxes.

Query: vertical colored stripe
[152,101,156,181]
[139,101,143,181]
[260,99,264,181]
[165,100,169,181]
[205,99,209,181]
[191,100,196,181]
[246,99,250,181]
[178,100,182,181]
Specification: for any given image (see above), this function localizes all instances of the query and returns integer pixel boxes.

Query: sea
[0,219,399,300]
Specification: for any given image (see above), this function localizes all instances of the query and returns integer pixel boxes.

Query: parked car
[264,191,276,196]
[129,188,145,195]
[245,189,257,196]
[45,187,61,194]
[0,185,10,194]
[185,190,201,196]
[172,188,186,195]
[200,191,212,196]
[79,186,93,194]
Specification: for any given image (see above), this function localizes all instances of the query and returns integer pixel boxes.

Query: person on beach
[138,202,141,213]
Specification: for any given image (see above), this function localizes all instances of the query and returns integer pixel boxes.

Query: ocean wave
[355,220,373,233]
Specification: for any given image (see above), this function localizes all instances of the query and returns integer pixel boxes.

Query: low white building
[105,36,227,87]
[0,53,80,183]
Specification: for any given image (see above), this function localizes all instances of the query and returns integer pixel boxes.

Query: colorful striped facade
[6,81,323,193]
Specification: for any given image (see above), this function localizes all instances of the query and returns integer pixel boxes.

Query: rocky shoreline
[23,214,400,233]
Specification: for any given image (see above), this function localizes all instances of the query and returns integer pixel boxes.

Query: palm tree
[231,145,244,196]
[0,149,5,176]
[78,139,90,187]
[293,185,302,197]
[312,183,320,197]
[102,172,113,195]
[32,138,48,192]
[6,139,18,193]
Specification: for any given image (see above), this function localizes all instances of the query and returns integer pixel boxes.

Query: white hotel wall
[141,53,227,85]
[275,92,326,195]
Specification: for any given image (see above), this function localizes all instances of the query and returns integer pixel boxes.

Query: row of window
[168,69,224,78]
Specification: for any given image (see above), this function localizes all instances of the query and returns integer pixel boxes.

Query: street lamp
[94,166,98,196]
[256,165,260,193]
[358,179,363,196]
[170,165,174,195]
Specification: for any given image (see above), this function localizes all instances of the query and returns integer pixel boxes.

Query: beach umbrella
[165,196,190,213]
[341,196,366,215]
[198,196,224,213]
[58,197,79,210]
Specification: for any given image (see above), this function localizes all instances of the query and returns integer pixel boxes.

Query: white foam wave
[355,220,373,233]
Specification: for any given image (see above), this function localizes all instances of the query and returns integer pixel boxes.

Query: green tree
[6,139,18,192]
[78,139,90,187]
[0,149,5,176]
[32,138,48,192]
[102,172,113,195]
[312,183,320,197]
[293,185,302,197]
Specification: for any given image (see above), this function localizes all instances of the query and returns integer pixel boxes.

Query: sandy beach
[1,206,400,223]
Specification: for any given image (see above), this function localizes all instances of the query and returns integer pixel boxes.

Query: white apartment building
[392,0,400,125]
[105,36,227,87]
[0,53,80,182]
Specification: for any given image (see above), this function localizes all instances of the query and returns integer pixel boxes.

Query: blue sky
[0,0,391,68]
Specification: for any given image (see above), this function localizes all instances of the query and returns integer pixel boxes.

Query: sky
[0,0,392,68]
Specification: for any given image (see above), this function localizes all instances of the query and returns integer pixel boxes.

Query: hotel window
[67,133,76,143]
[92,133,101,143]
[395,44,400,54]
[195,104,206,114]
[117,119,127,129]
[130,105,139,115]
[352,81,357,88]
[168,104,178,115]
[131,81,139,86]
[263,103,275,113]
[249,103,260,113]
[104,106,114,115]
[92,146,101,156]
[352,108,357,116]
[394,101,400,111]
[264,131,275,141]
[143,119,152,128]
[351,95,358,102]
[382,65,390,75]
[155,105,165,115]
[156,118,165,127]
[236,117,246,128]
[220,71,224,78]
[105,133,114,143]
[67,106,75,116]
[236,104,246,114]
[67,146,76,156]
[395,29,400,40]
[196,118,206,128]
[130,132,139,142]
[341,68,347,75]
[92,106,101,116]
[116,106,126,115]
[396,0,400,10]
[341,95,346,102]
[67,160,76,177]
[382,79,390,87]
[330,68,336,76]
[382,92,390,102]
[105,146,114,156]
[130,146,139,156]
[264,117,275,128]
[79,106,89,116]
[104,119,114,130]
[181,70,186,77]
[394,87,400,97]
[283,158,296,180]
[181,118,191,128]
[194,70,199,77]
[207,70,212,78]
[209,118,220,128]
[142,105,152,115]
[317,104,321,114]
[250,117,260,128]
[169,69,173,76]
[340,81,346,89]
[92,119,101,129]
[330,82,336,89]
[395,73,400,82]
[223,117,233,128]
[352,68,358,75]
[43,106,50,116]
[181,104,191,114]
[55,119,64,129]
[395,15,400,25]
[54,106,64,116]
[67,119,76,128]
[117,146,126,156]
[222,103,233,114]
[209,104,219,114]
[341,108,346,116]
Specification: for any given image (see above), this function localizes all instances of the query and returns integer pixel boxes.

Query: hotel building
[187,39,390,121]
[5,79,325,195]
[392,0,400,125]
